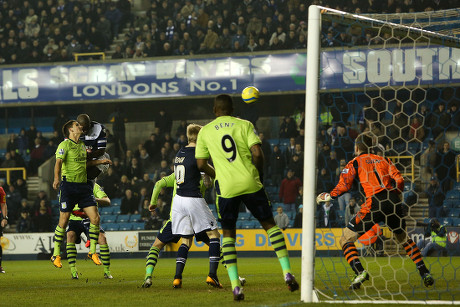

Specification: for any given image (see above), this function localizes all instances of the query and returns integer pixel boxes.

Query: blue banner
[1,47,459,104]
[320,46,460,90]
[0,53,305,104]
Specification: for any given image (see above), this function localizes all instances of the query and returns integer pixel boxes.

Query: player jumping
[66,182,113,280]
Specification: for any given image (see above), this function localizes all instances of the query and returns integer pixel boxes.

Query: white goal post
[301,5,460,303]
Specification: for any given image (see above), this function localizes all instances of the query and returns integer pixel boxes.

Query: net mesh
[314,7,460,302]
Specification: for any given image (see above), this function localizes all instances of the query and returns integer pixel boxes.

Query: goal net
[302,6,460,303]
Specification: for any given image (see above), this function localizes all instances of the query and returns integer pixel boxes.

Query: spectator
[416,218,447,257]
[1,152,16,168]
[279,116,298,138]
[293,205,303,228]
[34,206,52,232]
[274,206,290,230]
[6,185,21,222]
[425,176,445,218]
[429,103,450,139]
[317,200,337,228]
[29,138,45,175]
[316,168,334,194]
[344,197,359,226]
[154,109,172,137]
[447,101,460,131]
[13,178,28,201]
[6,134,18,153]
[16,211,33,233]
[270,145,285,185]
[279,169,302,212]
[120,189,139,214]
[99,167,119,199]
[105,3,122,39]
[409,116,425,142]
[435,141,456,193]
[145,209,163,230]
[109,107,128,159]
[17,128,29,156]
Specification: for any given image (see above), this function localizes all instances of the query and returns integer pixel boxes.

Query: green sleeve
[93,183,108,199]
[150,173,175,205]
[195,129,209,159]
[56,141,67,160]
[246,121,261,149]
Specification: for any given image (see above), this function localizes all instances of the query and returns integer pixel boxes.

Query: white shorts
[171,194,218,236]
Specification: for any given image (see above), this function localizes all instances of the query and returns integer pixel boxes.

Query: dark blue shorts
[59,181,97,213]
[156,219,210,245]
[67,219,105,244]
[216,188,273,229]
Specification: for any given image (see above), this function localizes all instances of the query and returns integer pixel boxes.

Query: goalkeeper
[317,133,434,289]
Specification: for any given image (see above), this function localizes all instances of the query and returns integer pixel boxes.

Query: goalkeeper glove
[316,192,332,204]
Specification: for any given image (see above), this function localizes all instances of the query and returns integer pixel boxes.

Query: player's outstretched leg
[100,244,112,279]
[51,225,65,268]
[173,243,189,289]
[142,244,161,288]
[66,242,78,279]
[266,225,299,292]
[397,233,433,287]
[206,236,222,288]
[88,223,102,265]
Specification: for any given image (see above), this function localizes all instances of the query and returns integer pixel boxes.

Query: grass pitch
[0,256,458,306]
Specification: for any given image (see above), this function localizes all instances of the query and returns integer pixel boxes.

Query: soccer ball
[241,86,260,104]
[316,192,332,204]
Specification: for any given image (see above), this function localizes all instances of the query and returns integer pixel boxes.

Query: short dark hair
[62,120,76,138]
[355,133,373,153]
[214,94,233,115]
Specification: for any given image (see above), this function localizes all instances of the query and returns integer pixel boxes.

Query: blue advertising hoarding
[1,47,459,104]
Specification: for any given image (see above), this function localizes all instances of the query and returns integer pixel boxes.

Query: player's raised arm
[149,173,175,211]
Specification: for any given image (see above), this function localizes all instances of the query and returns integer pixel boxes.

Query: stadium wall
[2,228,459,260]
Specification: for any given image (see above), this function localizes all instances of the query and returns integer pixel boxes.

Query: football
[316,192,332,204]
[242,86,260,104]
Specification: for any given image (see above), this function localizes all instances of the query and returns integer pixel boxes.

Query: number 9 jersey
[195,115,263,198]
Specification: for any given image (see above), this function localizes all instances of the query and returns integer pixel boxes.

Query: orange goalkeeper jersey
[329,153,404,211]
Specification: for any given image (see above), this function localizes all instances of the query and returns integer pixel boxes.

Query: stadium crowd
[0,91,459,231]
[1,0,459,64]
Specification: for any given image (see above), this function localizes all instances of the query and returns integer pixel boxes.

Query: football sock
[222,237,240,290]
[100,244,111,273]
[145,246,160,278]
[53,225,65,256]
[67,242,77,271]
[267,226,291,275]
[402,239,429,276]
[175,244,189,279]
[208,238,220,276]
[342,242,364,274]
[88,223,100,254]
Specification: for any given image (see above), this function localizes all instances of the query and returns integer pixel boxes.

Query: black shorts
[0,225,3,238]
[59,181,97,213]
[216,188,273,229]
[156,219,210,245]
[348,190,406,235]
[67,219,105,244]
